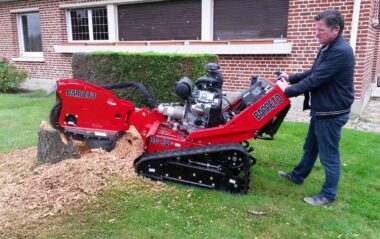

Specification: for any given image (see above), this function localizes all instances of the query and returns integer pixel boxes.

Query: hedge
[0,61,28,93]
[72,52,218,104]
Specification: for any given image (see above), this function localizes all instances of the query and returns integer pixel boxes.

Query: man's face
[315,19,339,45]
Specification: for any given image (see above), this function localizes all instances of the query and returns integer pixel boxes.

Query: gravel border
[285,109,380,134]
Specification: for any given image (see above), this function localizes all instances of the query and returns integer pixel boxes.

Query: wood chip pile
[0,125,151,233]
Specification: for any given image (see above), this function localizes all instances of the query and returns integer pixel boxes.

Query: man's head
[314,9,344,45]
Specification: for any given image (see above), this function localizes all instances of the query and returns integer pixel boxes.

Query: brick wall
[0,0,103,81]
[0,4,19,59]
[371,0,380,83]
[354,0,380,97]
[374,30,380,83]
[221,0,357,93]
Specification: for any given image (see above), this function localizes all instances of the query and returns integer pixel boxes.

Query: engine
[157,63,227,132]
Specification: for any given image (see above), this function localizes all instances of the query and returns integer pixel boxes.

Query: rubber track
[134,143,252,193]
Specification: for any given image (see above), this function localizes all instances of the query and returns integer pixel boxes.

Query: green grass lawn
[0,90,54,153]
[37,125,379,239]
[1,91,379,238]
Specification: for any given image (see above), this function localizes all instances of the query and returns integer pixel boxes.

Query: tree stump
[37,121,81,163]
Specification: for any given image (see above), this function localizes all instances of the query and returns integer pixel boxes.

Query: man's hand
[275,78,290,92]
[277,72,289,81]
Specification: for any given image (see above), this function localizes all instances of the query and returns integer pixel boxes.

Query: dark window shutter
[118,0,201,41]
[214,0,289,40]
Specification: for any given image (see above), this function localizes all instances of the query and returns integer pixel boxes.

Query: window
[18,12,43,57]
[70,9,89,40]
[92,8,109,40]
[118,0,201,41]
[68,7,109,41]
[213,0,289,40]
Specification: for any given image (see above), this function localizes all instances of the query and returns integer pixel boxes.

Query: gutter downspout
[350,0,361,54]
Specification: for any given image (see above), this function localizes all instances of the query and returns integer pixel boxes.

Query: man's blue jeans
[290,113,349,200]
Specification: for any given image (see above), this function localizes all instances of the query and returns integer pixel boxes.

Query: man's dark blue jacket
[284,34,355,118]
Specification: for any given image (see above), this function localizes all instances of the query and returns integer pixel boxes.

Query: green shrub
[0,61,29,93]
[72,52,218,104]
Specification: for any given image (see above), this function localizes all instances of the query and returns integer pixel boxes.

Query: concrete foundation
[20,78,56,92]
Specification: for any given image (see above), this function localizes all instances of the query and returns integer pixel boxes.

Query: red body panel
[55,79,166,138]
[55,78,290,153]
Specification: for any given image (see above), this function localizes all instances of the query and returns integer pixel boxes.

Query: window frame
[66,7,110,42]
[17,11,43,58]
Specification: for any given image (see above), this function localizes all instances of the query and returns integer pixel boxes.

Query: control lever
[274,69,289,92]
[274,69,284,83]
[250,75,258,86]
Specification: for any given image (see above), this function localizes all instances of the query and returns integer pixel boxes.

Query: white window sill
[12,57,45,62]
[54,41,293,55]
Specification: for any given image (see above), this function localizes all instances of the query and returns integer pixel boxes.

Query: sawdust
[0,125,166,234]
[39,120,51,129]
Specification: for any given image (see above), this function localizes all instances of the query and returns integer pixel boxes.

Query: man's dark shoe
[303,194,335,206]
[278,171,303,185]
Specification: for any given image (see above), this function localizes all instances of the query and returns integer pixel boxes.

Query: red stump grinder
[50,63,290,193]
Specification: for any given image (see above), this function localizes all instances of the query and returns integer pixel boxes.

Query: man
[275,9,355,206]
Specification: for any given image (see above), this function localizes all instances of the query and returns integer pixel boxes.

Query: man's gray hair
[315,9,345,34]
